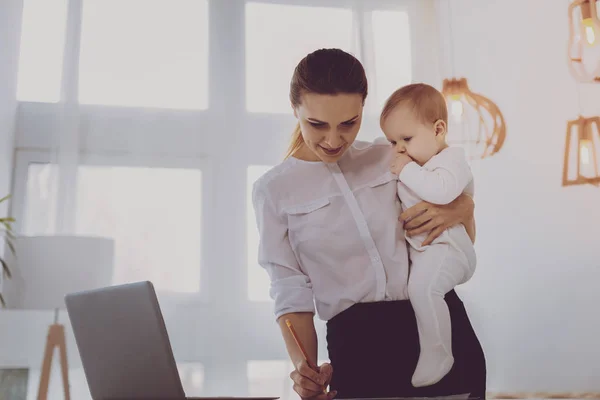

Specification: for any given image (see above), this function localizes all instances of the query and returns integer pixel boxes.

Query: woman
[252,49,486,399]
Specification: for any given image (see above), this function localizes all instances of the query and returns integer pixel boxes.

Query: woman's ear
[434,119,447,136]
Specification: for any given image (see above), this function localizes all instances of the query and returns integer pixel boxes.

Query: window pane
[75,166,202,293]
[79,0,209,110]
[247,165,274,301]
[26,367,91,399]
[370,10,412,115]
[17,0,68,102]
[23,163,58,235]
[25,363,203,400]
[177,363,205,396]
[245,3,354,114]
[248,360,295,399]
[247,360,330,398]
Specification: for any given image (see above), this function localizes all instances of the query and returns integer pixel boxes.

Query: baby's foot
[411,343,454,387]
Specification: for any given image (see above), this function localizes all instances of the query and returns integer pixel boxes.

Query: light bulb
[580,139,592,165]
[582,18,597,45]
[449,95,463,122]
[579,138,595,178]
[451,100,463,117]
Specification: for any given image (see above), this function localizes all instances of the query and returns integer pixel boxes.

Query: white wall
[441,0,600,393]
[0,1,23,288]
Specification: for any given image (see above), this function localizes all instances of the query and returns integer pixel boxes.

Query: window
[25,367,92,399]
[178,363,205,396]
[247,360,295,399]
[16,0,209,108]
[16,0,68,102]
[12,1,429,397]
[245,2,355,114]
[22,163,203,293]
[247,359,330,399]
[24,363,204,399]
[247,165,275,302]
[78,0,209,109]
[370,10,412,114]
[74,166,203,292]
[22,163,57,235]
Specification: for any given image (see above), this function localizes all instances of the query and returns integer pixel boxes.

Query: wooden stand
[37,310,71,400]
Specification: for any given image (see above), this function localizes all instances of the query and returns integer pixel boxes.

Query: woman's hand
[400,193,475,246]
[290,360,337,400]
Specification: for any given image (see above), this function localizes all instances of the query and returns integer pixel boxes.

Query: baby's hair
[380,83,448,127]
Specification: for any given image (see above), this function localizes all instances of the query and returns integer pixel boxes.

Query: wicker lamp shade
[563,115,600,186]
[442,78,507,160]
[568,0,600,82]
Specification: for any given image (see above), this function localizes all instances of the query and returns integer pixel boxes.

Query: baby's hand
[390,153,413,175]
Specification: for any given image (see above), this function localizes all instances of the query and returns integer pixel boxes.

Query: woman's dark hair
[286,48,368,159]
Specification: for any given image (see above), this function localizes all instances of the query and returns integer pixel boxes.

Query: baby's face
[381,104,444,166]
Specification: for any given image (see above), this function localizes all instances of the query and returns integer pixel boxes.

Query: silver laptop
[65,281,279,400]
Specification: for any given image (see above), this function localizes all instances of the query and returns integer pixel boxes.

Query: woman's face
[294,93,364,163]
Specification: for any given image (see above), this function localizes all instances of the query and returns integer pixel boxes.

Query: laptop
[65,280,279,400]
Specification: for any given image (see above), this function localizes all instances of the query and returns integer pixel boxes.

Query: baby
[380,83,477,388]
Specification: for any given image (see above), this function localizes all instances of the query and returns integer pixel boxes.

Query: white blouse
[252,138,411,321]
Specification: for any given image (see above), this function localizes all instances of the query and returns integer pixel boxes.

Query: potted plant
[0,194,16,307]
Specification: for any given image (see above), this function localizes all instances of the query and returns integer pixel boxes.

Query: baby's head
[380,83,448,165]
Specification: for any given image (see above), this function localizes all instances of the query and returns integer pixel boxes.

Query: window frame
[10,0,438,395]
[12,150,215,304]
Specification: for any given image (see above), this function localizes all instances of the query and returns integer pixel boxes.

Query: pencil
[285,319,328,394]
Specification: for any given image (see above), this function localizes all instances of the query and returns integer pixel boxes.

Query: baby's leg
[408,245,467,387]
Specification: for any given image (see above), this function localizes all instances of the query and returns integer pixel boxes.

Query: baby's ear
[434,119,447,136]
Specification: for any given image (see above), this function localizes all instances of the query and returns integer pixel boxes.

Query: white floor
[23,361,300,400]
[25,364,204,400]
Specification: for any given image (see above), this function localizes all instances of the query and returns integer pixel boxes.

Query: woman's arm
[464,214,476,243]
[253,185,334,399]
[278,312,319,369]
[278,313,334,399]
[400,193,475,246]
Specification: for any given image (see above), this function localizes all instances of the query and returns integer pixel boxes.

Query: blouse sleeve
[252,181,316,320]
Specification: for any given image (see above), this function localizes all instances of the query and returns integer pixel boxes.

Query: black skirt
[326,290,486,399]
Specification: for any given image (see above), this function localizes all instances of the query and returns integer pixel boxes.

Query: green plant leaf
[5,239,15,256]
[1,257,11,279]
[0,217,15,223]
[1,221,12,232]
[0,229,15,240]
[2,229,15,241]
[0,292,6,308]
[0,194,10,204]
